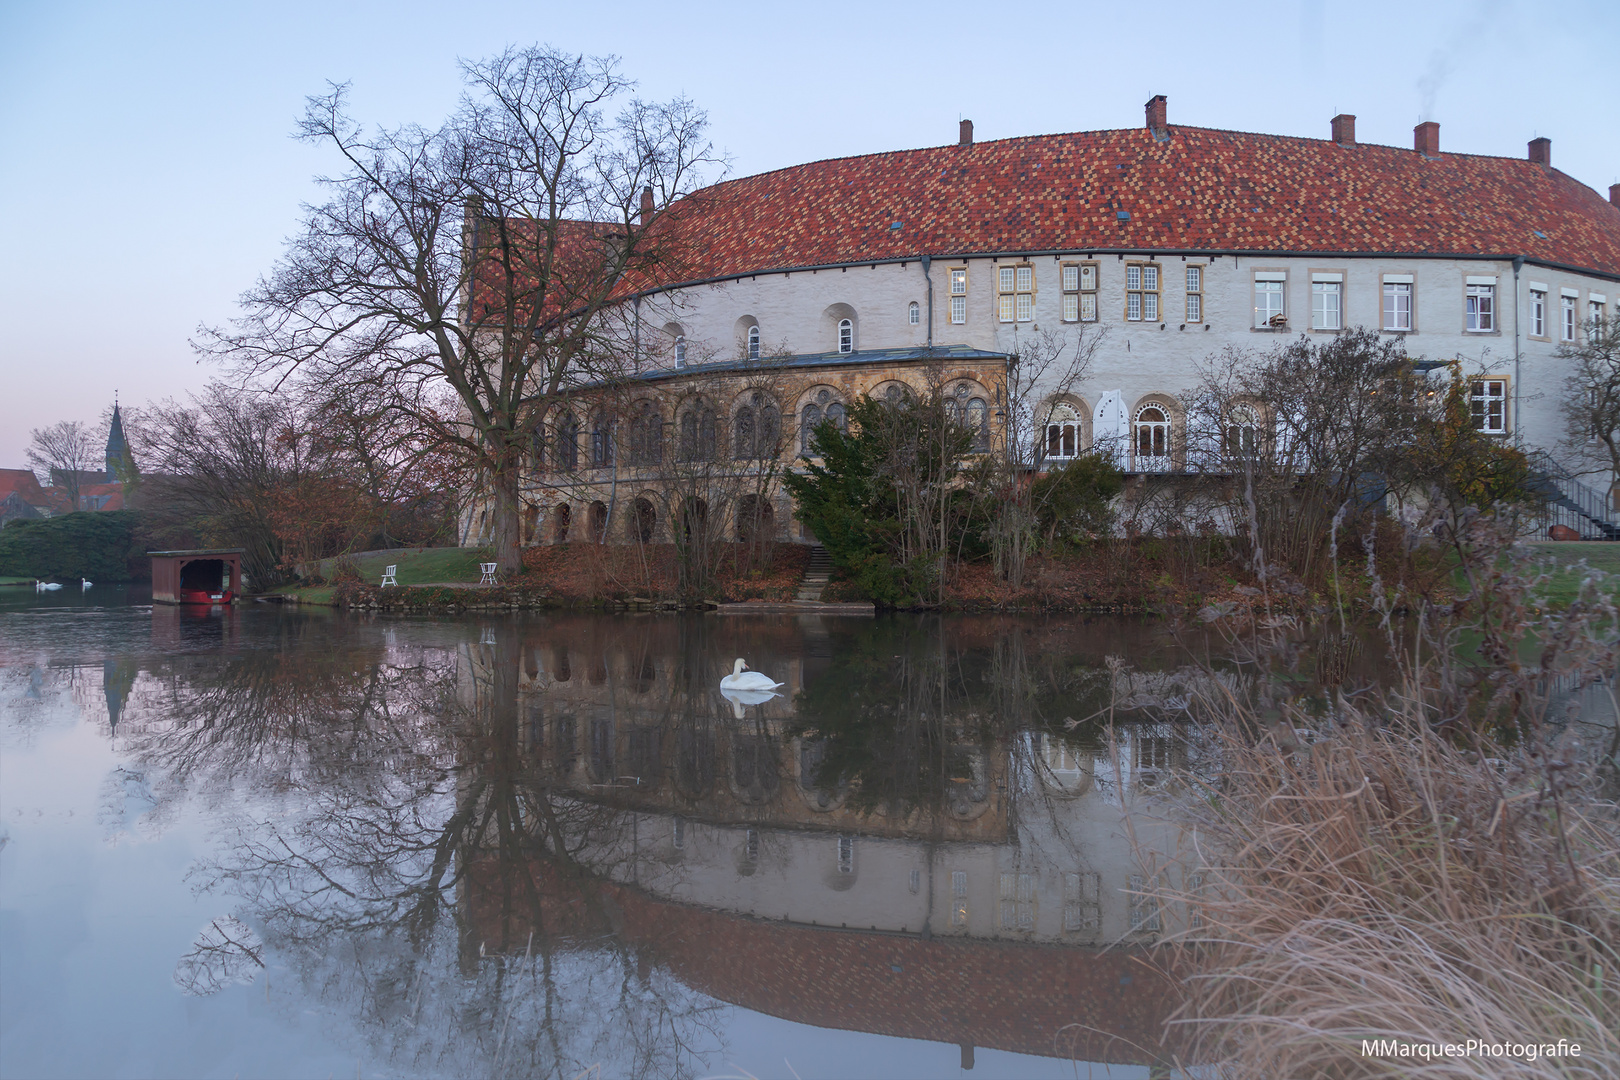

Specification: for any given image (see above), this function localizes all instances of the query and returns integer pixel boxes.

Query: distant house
[0,468,68,524]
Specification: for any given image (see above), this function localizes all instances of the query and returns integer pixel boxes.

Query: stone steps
[796,546,833,602]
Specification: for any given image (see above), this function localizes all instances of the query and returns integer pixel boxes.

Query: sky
[2,0,1616,469]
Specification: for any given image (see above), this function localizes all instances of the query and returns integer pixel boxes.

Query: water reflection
[4,604,1220,1077]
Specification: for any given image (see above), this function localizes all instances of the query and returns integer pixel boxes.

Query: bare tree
[26,420,101,508]
[203,45,723,575]
[986,326,1105,587]
[1558,315,1620,480]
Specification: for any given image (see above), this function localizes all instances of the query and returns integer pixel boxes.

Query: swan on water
[81,579,92,588]
[720,659,784,692]
[36,581,62,591]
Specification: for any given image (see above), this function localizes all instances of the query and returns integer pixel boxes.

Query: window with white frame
[949,268,967,324]
[1079,263,1098,321]
[1253,271,1286,327]
[1061,263,1080,322]
[747,325,760,359]
[836,835,854,874]
[744,828,760,864]
[1530,287,1547,337]
[1128,873,1161,932]
[1563,293,1578,341]
[1466,279,1496,332]
[909,869,921,894]
[837,318,853,353]
[1062,872,1101,933]
[1592,297,1609,331]
[1185,265,1204,322]
[1311,273,1342,330]
[950,870,968,927]
[1134,404,1171,468]
[1043,402,1083,462]
[998,264,1034,322]
[1471,379,1507,434]
[672,816,686,850]
[908,301,920,325]
[1224,405,1261,459]
[1127,263,1160,322]
[1383,276,1413,331]
[998,872,1034,931]
[674,335,687,365]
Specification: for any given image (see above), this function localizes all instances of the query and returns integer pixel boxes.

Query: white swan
[720,659,784,692]
[81,578,92,588]
[36,581,62,591]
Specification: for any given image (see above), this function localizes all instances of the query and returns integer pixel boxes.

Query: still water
[2,586,1217,1079]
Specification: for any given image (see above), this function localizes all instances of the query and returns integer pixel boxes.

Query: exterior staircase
[1527,453,1620,540]
[796,546,833,602]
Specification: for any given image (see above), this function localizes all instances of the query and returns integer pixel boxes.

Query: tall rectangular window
[1127,263,1160,322]
[1530,289,1547,337]
[1592,298,1608,331]
[1128,874,1161,933]
[950,870,968,927]
[672,816,686,850]
[1311,274,1342,330]
[1466,281,1496,331]
[1471,379,1507,434]
[1079,263,1098,322]
[1061,263,1080,322]
[1185,265,1203,322]
[836,836,854,874]
[1062,872,1101,933]
[949,268,967,325]
[1563,294,1578,341]
[1383,276,1413,331]
[1254,272,1285,328]
[998,265,1033,322]
[998,872,1034,931]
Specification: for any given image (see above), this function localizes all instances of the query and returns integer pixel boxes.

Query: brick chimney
[1330,114,1356,147]
[959,119,973,146]
[1145,94,1167,139]
[1612,183,1620,208]
[1528,137,1551,166]
[1414,121,1440,157]
[640,186,654,223]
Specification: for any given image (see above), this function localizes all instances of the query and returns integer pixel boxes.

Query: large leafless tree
[1558,315,1620,479]
[204,46,722,574]
[26,420,102,508]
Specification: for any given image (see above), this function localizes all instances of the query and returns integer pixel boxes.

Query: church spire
[105,400,135,483]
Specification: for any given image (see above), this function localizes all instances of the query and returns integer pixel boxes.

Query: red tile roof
[660,126,1620,282]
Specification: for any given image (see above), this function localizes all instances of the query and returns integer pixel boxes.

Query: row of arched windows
[664,309,859,364]
[1036,398,1264,470]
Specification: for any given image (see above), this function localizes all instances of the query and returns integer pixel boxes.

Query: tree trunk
[492,452,524,576]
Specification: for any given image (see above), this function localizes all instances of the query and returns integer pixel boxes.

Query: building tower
[105,402,136,482]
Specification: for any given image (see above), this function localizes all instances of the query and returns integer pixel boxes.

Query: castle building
[474,96,1620,547]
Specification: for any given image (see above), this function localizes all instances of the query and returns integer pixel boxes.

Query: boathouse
[148,548,245,605]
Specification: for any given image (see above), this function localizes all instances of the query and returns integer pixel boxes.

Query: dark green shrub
[0,510,144,581]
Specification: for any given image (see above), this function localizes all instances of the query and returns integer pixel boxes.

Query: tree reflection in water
[102,613,1210,1074]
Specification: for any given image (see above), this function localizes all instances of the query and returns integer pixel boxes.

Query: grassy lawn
[0,575,34,586]
[1523,541,1620,607]
[308,547,493,586]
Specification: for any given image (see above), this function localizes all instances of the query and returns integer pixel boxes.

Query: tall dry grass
[1148,688,1620,1078]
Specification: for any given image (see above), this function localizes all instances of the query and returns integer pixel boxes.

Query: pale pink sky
[3,0,1616,469]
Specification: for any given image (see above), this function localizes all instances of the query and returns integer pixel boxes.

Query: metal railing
[1526,452,1620,540]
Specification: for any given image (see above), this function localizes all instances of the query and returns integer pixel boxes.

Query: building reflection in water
[85,611,1221,1075]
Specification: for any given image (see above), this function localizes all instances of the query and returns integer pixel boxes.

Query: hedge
[0,510,144,581]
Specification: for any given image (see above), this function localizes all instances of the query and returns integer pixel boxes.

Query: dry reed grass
[1150,703,1620,1078]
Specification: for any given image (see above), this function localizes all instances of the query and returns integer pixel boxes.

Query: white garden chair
[479,562,498,585]
[380,564,398,587]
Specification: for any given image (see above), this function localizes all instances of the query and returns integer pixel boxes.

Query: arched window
[747,325,760,360]
[965,397,989,452]
[1224,405,1261,460]
[945,397,961,424]
[825,400,846,431]
[908,301,920,325]
[674,335,687,366]
[632,497,656,542]
[679,401,717,461]
[837,318,853,354]
[588,500,608,542]
[628,402,662,465]
[735,393,778,459]
[800,403,822,455]
[530,425,546,474]
[1134,405,1171,470]
[554,413,579,472]
[1044,403,1082,462]
[552,503,571,544]
[591,417,614,467]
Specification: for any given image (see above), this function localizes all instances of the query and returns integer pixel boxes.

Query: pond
[1,586,1271,1079]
